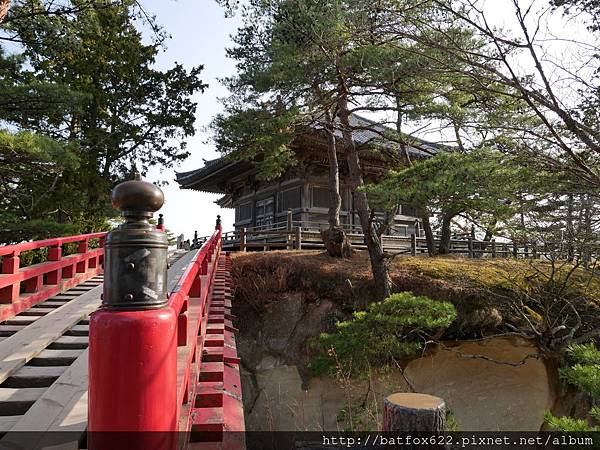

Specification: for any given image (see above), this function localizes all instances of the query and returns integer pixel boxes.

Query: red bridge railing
[0,178,243,448]
[0,232,106,321]
[169,227,225,430]
[89,179,243,449]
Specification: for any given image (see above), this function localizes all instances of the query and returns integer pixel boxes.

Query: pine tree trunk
[420,213,436,256]
[321,110,352,258]
[438,214,453,255]
[325,112,341,230]
[582,194,592,267]
[337,89,390,300]
[566,194,575,262]
[479,220,497,257]
[0,0,9,24]
[483,225,494,242]
[383,393,446,432]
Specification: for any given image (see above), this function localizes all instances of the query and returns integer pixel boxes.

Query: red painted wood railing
[170,226,222,430]
[171,224,245,447]
[89,220,244,449]
[0,232,106,321]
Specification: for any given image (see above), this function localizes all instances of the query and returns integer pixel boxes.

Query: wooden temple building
[176,115,440,239]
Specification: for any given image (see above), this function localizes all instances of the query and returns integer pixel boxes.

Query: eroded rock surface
[243,365,345,431]
[242,364,405,431]
[242,337,555,431]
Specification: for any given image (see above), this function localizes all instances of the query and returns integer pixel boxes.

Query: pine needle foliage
[544,412,598,432]
[546,344,600,431]
[311,292,456,377]
[565,343,600,366]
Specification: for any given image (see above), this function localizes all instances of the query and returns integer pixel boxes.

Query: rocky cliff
[230,251,590,431]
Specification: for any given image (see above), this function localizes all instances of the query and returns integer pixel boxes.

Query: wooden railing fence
[194,211,599,261]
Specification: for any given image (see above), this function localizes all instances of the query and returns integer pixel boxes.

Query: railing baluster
[0,252,20,303]
[76,238,89,273]
[46,246,62,286]
[295,226,302,250]
[178,297,189,347]
[240,227,247,252]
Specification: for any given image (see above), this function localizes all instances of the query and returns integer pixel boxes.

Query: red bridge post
[0,252,20,302]
[88,175,177,449]
[157,212,166,231]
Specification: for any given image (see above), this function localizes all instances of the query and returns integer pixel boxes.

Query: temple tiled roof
[175,114,442,193]
[338,114,441,157]
[175,158,233,191]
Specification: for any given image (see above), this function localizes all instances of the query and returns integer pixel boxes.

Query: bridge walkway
[0,249,240,449]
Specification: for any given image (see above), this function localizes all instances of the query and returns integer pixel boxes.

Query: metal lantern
[102,174,169,309]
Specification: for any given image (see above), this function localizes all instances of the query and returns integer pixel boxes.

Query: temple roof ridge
[175,112,444,193]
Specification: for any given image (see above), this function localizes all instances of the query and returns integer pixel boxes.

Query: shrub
[311,292,457,377]
[546,344,600,431]
[565,343,600,366]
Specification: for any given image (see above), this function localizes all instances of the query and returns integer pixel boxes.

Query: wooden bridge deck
[0,250,241,449]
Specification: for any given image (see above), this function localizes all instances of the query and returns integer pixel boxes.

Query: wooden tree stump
[383,393,446,432]
[321,227,353,258]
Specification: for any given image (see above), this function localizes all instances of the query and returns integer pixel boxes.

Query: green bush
[18,248,49,267]
[565,343,600,366]
[62,242,79,256]
[544,412,598,432]
[546,344,600,431]
[311,292,457,377]
[561,363,600,400]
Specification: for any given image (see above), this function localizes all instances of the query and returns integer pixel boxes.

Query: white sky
[141,0,591,240]
[144,0,241,240]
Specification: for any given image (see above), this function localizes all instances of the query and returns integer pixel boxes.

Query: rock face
[237,291,346,431]
[237,292,337,388]
[242,364,406,431]
[242,336,555,432]
[404,336,555,431]
[242,365,346,431]
[231,254,557,432]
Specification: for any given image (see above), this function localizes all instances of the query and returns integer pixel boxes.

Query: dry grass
[395,256,600,301]
[231,250,600,339]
